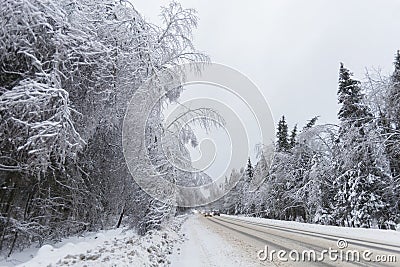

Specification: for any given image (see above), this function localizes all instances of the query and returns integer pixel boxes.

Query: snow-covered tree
[276,116,290,151]
[221,58,400,230]
[289,124,297,149]
[364,61,400,229]
[0,0,210,254]
[333,63,388,228]
[245,158,254,180]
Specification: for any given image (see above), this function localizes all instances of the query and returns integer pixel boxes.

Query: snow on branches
[0,79,84,175]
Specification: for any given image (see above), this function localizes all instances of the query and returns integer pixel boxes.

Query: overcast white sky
[135,0,400,127]
[135,0,400,178]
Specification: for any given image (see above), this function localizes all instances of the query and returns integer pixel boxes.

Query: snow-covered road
[171,215,266,267]
[172,215,400,267]
[2,214,399,266]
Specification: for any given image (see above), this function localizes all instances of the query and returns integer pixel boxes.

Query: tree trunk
[8,232,18,257]
[116,207,125,228]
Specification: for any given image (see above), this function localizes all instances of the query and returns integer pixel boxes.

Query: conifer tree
[337,63,371,127]
[246,157,254,179]
[381,51,400,227]
[276,116,289,151]
[389,51,400,121]
[333,63,385,228]
[386,51,400,177]
[303,116,319,130]
[289,125,297,149]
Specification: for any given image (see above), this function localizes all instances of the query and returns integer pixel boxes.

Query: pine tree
[333,63,385,228]
[386,51,400,174]
[276,116,289,151]
[337,63,371,127]
[289,124,297,149]
[303,116,319,130]
[382,51,400,226]
[246,157,254,179]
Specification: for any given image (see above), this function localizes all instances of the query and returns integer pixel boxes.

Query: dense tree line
[0,0,207,255]
[220,54,400,230]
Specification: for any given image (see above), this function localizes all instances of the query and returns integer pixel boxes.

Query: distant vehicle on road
[212,210,220,216]
[204,210,212,217]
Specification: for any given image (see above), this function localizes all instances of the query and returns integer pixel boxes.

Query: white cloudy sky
[135,0,400,127]
[135,0,400,178]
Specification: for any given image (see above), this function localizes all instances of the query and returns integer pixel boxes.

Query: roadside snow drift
[1,217,186,267]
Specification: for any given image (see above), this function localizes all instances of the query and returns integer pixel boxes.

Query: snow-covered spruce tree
[245,158,254,180]
[303,116,319,131]
[387,51,400,135]
[289,124,297,149]
[332,63,388,228]
[383,52,400,228]
[385,52,400,187]
[276,115,290,151]
[240,158,255,214]
[364,57,400,229]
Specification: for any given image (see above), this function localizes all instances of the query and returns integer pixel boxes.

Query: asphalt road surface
[183,214,400,267]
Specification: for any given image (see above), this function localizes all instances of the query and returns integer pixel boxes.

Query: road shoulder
[170,215,267,267]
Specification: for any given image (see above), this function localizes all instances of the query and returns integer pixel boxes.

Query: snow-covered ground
[170,215,265,267]
[226,215,400,246]
[0,216,187,267]
[3,214,399,267]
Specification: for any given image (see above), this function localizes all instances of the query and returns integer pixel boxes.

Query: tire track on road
[220,216,400,255]
[208,216,390,267]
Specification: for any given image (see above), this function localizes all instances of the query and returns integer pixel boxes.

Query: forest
[0,0,208,256]
[1,0,399,259]
[219,57,400,232]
